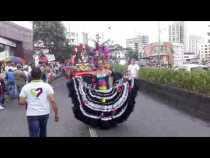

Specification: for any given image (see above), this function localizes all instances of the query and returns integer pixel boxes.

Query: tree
[33,21,66,58]
[125,48,138,60]
[55,45,74,62]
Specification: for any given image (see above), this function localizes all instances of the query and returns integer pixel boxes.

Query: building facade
[66,32,89,45]
[187,35,204,55]
[126,35,149,52]
[0,21,33,62]
[66,32,79,45]
[182,52,199,64]
[82,32,88,45]
[172,43,184,66]
[168,21,185,44]
[144,42,174,66]
[207,25,210,43]
[199,44,210,63]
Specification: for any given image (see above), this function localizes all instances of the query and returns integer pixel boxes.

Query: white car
[175,64,209,72]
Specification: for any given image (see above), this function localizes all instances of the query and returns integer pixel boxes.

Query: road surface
[1,77,210,137]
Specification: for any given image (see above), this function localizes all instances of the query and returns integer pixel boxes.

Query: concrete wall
[138,79,210,121]
[0,21,33,61]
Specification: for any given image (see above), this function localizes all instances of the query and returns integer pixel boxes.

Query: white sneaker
[0,105,5,110]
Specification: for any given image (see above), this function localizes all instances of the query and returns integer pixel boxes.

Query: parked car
[175,64,209,72]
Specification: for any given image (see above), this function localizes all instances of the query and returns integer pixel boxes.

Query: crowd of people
[0,61,63,110]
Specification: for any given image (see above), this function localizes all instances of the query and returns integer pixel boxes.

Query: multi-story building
[66,31,89,46]
[110,44,126,64]
[82,32,88,45]
[144,42,174,66]
[182,52,199,64]
[207,25,210,43]
[168,21,185,44]
[126,35,149,55]
[0,21,33,62]
[199,44,210,63]
[172,43,185,66]
[187,35,204,55]
[66,32,79,45]
[143,42,186,67]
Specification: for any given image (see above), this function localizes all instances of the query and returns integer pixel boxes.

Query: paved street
[1,77,210,137]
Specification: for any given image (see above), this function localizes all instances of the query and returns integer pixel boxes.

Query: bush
[139,68,210,96]
[112,64,127,74]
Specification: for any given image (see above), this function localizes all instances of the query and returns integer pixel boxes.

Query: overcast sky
[9,21,210,47]
[62,21,210,47]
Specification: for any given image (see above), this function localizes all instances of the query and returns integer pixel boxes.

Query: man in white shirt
[19,67,59,137]
[127,59,140,79]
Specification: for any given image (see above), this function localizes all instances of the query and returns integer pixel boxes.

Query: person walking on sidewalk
[19,67,59,137]
[0,75,6,110]
[15,64,26,94]
[5,69,17,99]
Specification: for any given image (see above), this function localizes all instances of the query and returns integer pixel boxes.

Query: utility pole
[158,21,161,67]
[68,24,71,45]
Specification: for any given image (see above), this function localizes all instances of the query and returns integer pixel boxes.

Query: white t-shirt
[19,80,54,116]
[128,64,140,78]
[28,66,32,73]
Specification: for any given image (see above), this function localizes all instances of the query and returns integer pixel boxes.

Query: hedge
[112,64,127,74]
[139,68,210,96]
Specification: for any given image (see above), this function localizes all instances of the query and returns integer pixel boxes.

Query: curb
[137,79,210,121]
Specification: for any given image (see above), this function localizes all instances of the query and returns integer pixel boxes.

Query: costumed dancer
[66,43,139,129]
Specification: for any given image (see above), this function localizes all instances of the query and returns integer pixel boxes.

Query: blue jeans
[0,95,5,105]
[7,81,17,98]
[27,114,49,137]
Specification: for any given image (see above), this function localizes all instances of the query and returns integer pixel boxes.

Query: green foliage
[55,45,74,62]
[33,21,66,55]
[139,68,210,96]
[112,64,127,74]
[125,48,138,60]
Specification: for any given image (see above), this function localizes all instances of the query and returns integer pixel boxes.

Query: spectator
[15,64,26,94]
[40,64,48,83]
[23,66,31,83]
[19,67,59,137]
[0,62,2,73]
[127,58,140,79]
[0,75,6,110]
[5,69,17,98]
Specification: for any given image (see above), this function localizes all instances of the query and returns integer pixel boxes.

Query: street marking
[89,127,98,137]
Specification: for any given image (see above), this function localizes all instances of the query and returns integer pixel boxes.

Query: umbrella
[11,56,25,64]
[5,56,25,64]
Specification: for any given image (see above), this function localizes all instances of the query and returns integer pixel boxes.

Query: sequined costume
[66,42,139,129]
